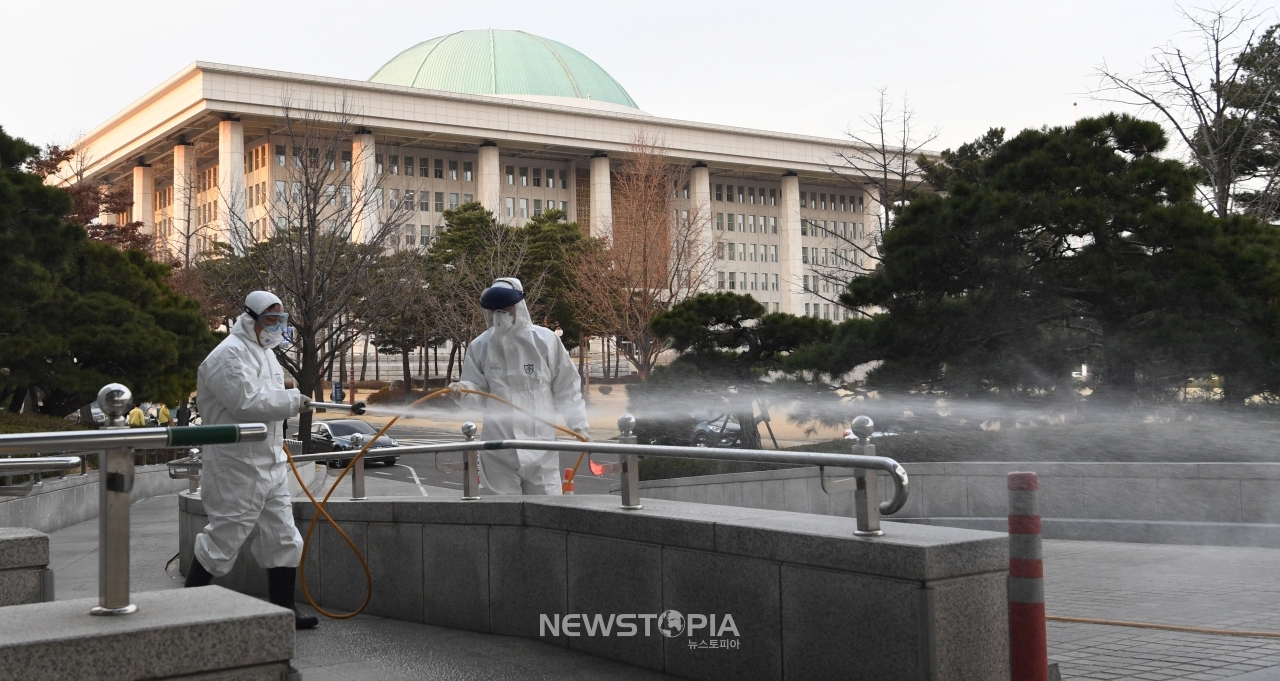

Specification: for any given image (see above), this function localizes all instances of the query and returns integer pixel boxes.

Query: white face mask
[259,328,285,348]
[492,311,516,332]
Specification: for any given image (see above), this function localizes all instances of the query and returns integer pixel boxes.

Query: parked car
[64,402,106,426]
[309,419,400,467]
[691,414,741,448]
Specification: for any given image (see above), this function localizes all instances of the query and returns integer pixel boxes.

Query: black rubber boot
[184,558,214,588]
[268,566,318,630]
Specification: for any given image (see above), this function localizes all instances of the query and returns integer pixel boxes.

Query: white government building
[71,29,876,319]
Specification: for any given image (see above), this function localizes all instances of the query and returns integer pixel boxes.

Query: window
[770,245,777,262]
[518,198,529,218]
[751,273,758,290]
[404,190,414,208]
[801,220,808,236]
[727,242,735,261]
[738,243,746,261]
[820,193,826,210]
[389,189,399,210]
[770,188,777,206]
[375,154,383,174]
[729,272,737,290]
[749,187,756,204]
[421,229,430,247]
[463,161,473,182]
[463,193,473,203]
[446,160,457,181]
[435,192,444,212]
[839,195,846,211]
[802,247,809,264]
[750,244,757,262]
[449,193,459,210]
[737,186,744,203]
[739,272,747,290]
[404,225,415,247]
[533,199,543,216]
[341,186,352,207]
[533,168,542,187]
[824,304,831,320]
[505,197,515,217]
[799,191,806,206]
[560,201,568,211]
[772,274,778,291]
[727,213,735,232]
[715,184,723,201]
[275,145,286,166]
[506,165,515,185]
[858,195,864,212]
[716,213,724,230]
[389,155,399,175]
[275,181,285,201]
[420,157,429,177]
[716,242,725,259]
[519,167,528,186]
[718,271,726,289]
[770,216,777,234]
[420,193,430,212]
[737,215,745,232]
[726,185,734,203]
[434,158,444,179]
[405,156,414,176]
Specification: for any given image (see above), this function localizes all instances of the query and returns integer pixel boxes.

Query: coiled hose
[284,387,589,619]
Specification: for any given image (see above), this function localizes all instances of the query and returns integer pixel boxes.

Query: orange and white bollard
[1008,471,1048,681]
[562,468,575,495]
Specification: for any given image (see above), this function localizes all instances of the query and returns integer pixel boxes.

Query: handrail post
[461,422,480,500]
[91,383,137,616]
[850,416,883,537]
[349,434,367,500]
[617,414,642,510]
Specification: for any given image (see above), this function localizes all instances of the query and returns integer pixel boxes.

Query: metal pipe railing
[11,383,269,617]
[170,409,910,534]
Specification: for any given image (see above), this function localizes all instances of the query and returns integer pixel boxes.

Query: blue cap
[480,285,525,310]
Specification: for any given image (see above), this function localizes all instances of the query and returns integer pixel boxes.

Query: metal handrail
[0,424,269,457]
[0,456,84,472]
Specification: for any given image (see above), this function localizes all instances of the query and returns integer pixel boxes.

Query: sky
[0,1,1265,153]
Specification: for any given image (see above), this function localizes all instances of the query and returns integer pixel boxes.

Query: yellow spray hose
[284,387,589,619]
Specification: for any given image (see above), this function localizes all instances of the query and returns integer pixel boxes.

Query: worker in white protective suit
[185,291,318,630]
[449,278,589,494]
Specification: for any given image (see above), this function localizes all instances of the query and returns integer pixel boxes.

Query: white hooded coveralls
[454,278,589,495]
[194,293,305,577]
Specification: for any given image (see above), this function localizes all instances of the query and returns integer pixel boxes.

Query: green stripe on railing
[167,425,241,447]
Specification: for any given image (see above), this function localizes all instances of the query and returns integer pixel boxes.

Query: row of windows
[505,197,568,219]
[802,220,865,239]
[397,225,438,248]
[716,184,778,206]
[717,271,780,295]
[718,242,778,263]
[802,247,865,267]
[799,191,865,213]
[716,213,778,234]
[805,303,852,321]
[804,273,841,294]
[152,186,173,211]
[506,166,569,189]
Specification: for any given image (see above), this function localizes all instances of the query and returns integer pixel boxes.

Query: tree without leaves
[28,144,152,252]
[200,94,411,447]
[566,136,715,381]
[1095,3,1280,219]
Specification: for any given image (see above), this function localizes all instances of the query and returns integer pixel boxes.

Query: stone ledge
[0,527,47,570]
[0,587,293,680]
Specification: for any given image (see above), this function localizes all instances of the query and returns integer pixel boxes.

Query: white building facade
[71,30,878,319]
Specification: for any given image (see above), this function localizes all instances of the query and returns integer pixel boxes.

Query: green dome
[370,30,639,110]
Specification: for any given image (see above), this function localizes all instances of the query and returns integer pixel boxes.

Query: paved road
[1044,540,1280,680]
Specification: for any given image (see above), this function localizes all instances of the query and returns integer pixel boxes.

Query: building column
[689,163,713,291]
[351,131,377,243]
[477,142,500,217]
[217,119,245,245]
[589,153,612,239]
[778,173,804,315]
[132,163,154,239]
[563,160,579,225]
[172,143,196,264]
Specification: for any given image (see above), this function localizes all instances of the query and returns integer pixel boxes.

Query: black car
[309,419,400,467]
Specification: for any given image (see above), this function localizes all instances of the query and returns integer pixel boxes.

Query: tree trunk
[7,387,26,414]
[578,335,587,391]
[338,340,347,396]
[736,406,763,450]
[602,336,611,380]
[360,336,369,381]
[433,342,439,376]
[445,343,458,384]
[402,344,413,403]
